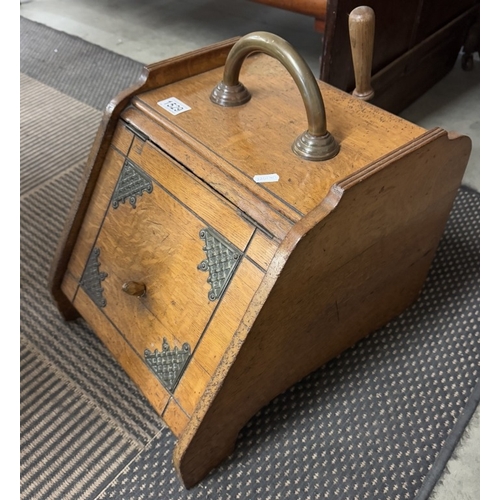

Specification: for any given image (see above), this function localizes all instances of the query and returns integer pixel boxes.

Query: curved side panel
[173,129,471,488]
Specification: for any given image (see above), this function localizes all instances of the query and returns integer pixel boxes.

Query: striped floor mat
[20,17,163,500]
[20,17,480,500]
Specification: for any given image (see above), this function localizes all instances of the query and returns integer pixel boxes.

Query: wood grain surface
[73,287,171,415]
[133,54,425,216]
[173,130,471,487]
[51,38,472,489]
[62,127,267,429]
[349,6,375,100]
[49,38,240,318]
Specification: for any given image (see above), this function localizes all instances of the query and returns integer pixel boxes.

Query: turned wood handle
[122,281,146,297]
[210,31,339,161]
[349,6,375,101]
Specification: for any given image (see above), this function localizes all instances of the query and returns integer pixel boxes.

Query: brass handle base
[292,131,340,161]
[210,81,251,107]
[122,281,147,297]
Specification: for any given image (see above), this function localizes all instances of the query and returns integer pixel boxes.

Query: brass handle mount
[210,32,340,162]
[122,281,147,297]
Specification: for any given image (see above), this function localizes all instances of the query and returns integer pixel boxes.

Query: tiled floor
[20,1,480,498]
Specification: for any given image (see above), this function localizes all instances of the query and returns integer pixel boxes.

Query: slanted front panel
[87,168,232,358]
[68,135,268,431]
[127,139,255,252]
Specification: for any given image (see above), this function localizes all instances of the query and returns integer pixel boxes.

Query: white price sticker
[253,174,280,183]
[157,97,191,115]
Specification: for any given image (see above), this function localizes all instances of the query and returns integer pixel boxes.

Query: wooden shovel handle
[349,6,375,101]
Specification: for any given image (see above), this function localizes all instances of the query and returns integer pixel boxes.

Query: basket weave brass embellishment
[197,227,242,301]
[80,247,108,308]
[144,339,191,392]
[111,159,153,209]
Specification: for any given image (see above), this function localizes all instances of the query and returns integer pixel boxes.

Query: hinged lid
[126,50,425,220]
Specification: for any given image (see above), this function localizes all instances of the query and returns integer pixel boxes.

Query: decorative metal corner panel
[144,339,191,392]
[197,227,242,301]
[80,247,108,308]
[111,159,153,209]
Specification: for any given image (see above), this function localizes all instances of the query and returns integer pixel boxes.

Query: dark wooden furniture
[320,0,480,113]
[249,0,479,113]
[49,33,471,488]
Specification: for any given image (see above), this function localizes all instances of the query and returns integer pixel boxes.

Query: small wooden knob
[349,6,375,101]
[122,281,146,297]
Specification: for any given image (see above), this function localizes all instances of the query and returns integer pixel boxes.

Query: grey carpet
[20,17,162,500]
[20,74,102,196]
[20,17,480,500]
[20,16,143,111]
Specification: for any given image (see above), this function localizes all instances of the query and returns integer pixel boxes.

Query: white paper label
[253,174,280,183]
[157,97,191,115]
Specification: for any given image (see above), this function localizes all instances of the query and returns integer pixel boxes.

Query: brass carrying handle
[210,32,340,161]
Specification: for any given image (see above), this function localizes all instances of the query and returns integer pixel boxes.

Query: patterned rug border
[415,381,480,500]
